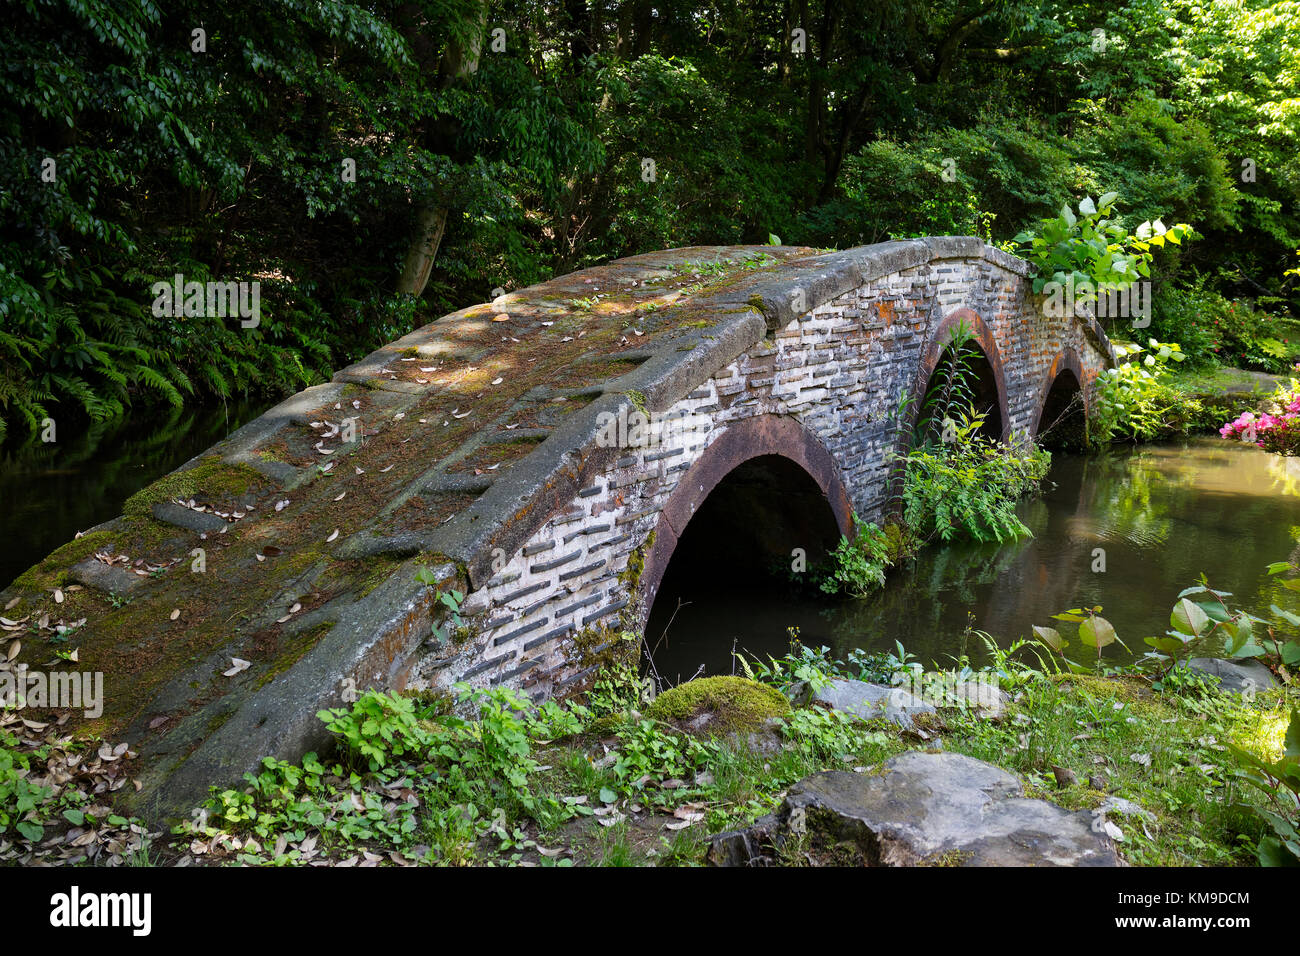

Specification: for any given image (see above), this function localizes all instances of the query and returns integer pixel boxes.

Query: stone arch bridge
[2,237,1114,817]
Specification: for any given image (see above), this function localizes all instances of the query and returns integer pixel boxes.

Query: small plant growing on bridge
[916,319,982,442]
[819,519,892,597]
[902,408,1049,545]
[416,565,466,644]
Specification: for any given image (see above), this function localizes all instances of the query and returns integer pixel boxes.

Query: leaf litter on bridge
[0,245,816,785]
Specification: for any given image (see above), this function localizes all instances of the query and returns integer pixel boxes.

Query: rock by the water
[790,678,936,730]
[708,751,1123,867]
[647,676,791,737]
[948,680,1011,718]
[1186,658,1279,695]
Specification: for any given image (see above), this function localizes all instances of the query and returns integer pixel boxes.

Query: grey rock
[1098,796,1154,823]
[150,501,229,534]
[709,751,1123,867]
[68,558,148,596]
[1186,657,1279,694]
[791,678,936,730]
[706,815,780,867]
[948,680,1011,718]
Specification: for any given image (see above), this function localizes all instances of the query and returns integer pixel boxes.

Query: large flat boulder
[708,751,1123,867]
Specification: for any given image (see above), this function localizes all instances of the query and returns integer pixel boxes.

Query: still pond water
[0,401,269,590]
[651,439,1300,682]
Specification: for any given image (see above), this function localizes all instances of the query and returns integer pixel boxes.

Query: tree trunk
[393,5,484,299]
[396,206,449,297]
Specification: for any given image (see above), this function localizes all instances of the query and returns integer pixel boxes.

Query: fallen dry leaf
[223,658,251,677]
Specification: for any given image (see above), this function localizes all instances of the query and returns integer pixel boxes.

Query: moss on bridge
[0,239,1058,823]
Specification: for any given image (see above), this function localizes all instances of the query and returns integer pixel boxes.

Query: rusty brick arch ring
[902,307,1011,446]
[1032,346,1088,438]
[635,414,854,625]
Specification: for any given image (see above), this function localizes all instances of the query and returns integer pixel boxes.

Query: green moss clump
[618,530,654,590]
[585,712,631,739]
[625,389,649,416]
[405,687,454,718]
[123,457,266,516]
[7,528,117,593]
[647,676,790,736]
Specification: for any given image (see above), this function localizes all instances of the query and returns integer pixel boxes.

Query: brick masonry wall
[412,253,1111,698]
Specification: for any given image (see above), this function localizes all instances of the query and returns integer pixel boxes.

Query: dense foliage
[3,0,1299,438]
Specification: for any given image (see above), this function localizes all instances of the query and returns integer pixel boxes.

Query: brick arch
[636,415,853,623]
[1033,346,1088,435]
[904,306,1011,445]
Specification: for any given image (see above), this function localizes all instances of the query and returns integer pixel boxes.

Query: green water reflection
[0,401,269,590]
[652,439,1300,682]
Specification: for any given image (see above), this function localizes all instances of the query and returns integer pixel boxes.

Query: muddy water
[649,439,1300,683]
[0,400,269,590]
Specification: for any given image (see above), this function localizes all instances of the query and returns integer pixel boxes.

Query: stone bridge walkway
[0,237,1114,818]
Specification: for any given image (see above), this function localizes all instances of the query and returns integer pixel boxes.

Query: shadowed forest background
[3,0,1298,440]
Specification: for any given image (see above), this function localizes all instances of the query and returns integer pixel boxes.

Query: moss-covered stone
[6,528,117,594]
[123,457,267,516]
[647,675,790,736]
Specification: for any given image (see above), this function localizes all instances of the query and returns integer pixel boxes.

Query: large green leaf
[1172,598,1210,637]
[1079,615,1116,649]
[1032,625,1066,651]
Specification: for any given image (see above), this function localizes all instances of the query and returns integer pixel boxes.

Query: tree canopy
[2,0,1298,437]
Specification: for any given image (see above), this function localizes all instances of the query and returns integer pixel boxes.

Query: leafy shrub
[777,707,873,761]
[1154,275,1298,371]
[1013,193,1193,306]
[609,719,712,797]
[819,521,892,597]
[902,410,1051,544]
[585,657,646,718]
[316,690,432,772]
[735,640,841,694]
[1219,376,1300,455]
[1230,707,1300,866]
[0,727,49,841]
[1091,339,1195,443]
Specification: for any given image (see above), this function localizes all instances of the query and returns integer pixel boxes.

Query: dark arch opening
[1037,369,1087,451]
[916,337,1004,445]
[643,454,841,683]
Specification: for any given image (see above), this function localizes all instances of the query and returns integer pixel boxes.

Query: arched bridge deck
[1,237,1115,817]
